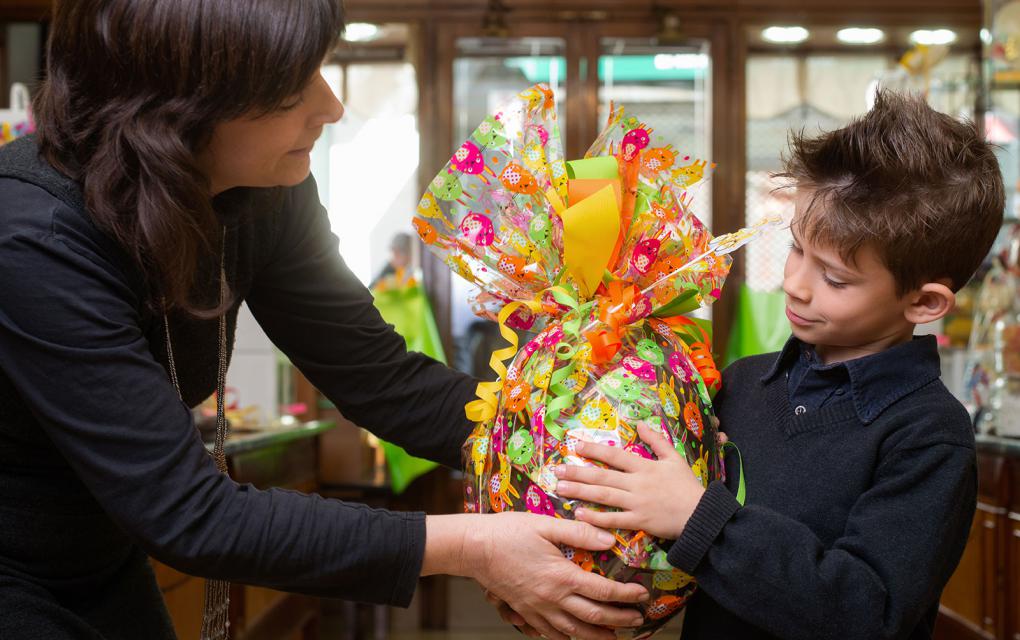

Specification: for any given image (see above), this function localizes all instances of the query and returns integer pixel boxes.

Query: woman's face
[199,71,344,194]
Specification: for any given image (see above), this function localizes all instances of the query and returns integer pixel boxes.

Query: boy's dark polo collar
[760,334,943,424]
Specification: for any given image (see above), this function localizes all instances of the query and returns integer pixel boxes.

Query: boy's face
[783,194,916,364]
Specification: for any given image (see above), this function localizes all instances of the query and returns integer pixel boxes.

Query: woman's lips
[786,307,815,326]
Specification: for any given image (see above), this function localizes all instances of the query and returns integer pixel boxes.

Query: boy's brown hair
[779,90,1004,294]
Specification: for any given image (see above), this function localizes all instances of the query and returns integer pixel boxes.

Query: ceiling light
[836,27,885,45]
[343,22,380,42]
[653,53,710,70]
[762,26,810,44]
[909,29,957,46]
[981,28,993,45]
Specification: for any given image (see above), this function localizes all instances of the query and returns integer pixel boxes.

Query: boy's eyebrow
[813,254,856,278]
[790,225,858,277]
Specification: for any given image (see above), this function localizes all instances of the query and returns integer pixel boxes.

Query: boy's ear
[904,280,956,325]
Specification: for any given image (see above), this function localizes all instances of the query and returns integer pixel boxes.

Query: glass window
[598,38,713,228]
[449,37,567,376]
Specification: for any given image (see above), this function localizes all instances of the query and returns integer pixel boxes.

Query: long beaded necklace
[163,227,232,640]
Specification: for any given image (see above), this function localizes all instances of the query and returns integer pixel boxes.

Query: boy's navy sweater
[669,336,977,640]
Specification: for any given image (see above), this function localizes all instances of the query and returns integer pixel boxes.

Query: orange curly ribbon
[659,315,721,393]
[584,280,640,365]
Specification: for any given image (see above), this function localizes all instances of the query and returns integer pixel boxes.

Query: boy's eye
[788,241,803,254]
[822,273,847,289]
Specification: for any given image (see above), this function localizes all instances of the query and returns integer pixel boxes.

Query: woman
[0,2,648,639]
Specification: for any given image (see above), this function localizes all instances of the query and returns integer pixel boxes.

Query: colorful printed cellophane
[413,84,766,638]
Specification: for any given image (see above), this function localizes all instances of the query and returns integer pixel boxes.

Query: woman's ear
[904,280,956,325]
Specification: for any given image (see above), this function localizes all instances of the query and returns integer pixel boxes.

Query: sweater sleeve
[245,176,477,469]
[668,441,977,640]
[0,179,424,606]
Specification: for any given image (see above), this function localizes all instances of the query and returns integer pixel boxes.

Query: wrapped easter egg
[416,84,773,638]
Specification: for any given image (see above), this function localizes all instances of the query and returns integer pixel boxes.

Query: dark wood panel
[936,605,994,640]
[0,0,49,21]
[345,0,979,25]
[160,573,206,640]
[1009,516,1020,640]
[942,510,992,636]
[940,444,1020,640]
[980,503,1008,638]
[0,0,980,26]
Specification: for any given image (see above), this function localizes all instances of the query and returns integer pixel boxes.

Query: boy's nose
[783,279,809,303]
[783,259,811,303]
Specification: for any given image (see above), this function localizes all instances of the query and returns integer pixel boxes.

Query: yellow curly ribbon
[465,299,543,424]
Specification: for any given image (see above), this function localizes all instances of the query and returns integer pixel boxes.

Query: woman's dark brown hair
[35,0,344,316]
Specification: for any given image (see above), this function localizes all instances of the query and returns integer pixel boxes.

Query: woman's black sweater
[0,137,475,638]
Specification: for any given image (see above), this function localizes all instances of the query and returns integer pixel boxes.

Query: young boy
[553,90,1004,639]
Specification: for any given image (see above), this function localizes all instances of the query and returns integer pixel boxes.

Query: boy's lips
[786,307,815,326]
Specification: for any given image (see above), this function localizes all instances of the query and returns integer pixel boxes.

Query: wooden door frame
[350,2,982,363]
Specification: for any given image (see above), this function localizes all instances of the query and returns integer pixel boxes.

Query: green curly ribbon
[541,286,594,432]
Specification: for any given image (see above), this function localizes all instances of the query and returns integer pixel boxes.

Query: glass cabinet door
[597,38,713,227]
[448,37,567,375]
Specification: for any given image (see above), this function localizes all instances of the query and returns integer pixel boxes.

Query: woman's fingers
[535,516,616,551]
[525,615,570,640]
[486,590,528,626]
[568,567,649,605]
[477,514,650,640]
[543,606,621,640]
[560,593,644,630]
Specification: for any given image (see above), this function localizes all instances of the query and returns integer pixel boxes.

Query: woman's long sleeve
[0,178,435,606]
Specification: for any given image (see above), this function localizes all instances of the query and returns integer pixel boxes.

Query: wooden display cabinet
[150,423,334,640]
[937,438,1020,640]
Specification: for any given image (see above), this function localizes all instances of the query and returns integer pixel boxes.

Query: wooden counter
[150,420,335,640]
[938,435,1020,640]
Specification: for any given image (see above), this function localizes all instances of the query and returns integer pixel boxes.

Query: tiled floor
[319,576,684,639]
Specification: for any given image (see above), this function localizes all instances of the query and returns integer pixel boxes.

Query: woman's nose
[310,74,344,125]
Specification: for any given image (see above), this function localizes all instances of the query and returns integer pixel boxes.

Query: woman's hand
[553,422,706,540]
[482,587,540,637]
[426,511,649,640]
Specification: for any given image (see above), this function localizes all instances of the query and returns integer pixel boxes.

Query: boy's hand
[553,422,706,540]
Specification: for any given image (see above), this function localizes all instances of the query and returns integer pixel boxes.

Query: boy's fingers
[717,431,729,445]
[574,506,636,532]
[554,463,628,489]
[574,441,641,472]
[636,422,679,460]
[555,480,631,511]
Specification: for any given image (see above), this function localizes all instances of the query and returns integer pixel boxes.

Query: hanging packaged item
[0,83,34,147]
[965,220,1020,437]
[415,83,774,638]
